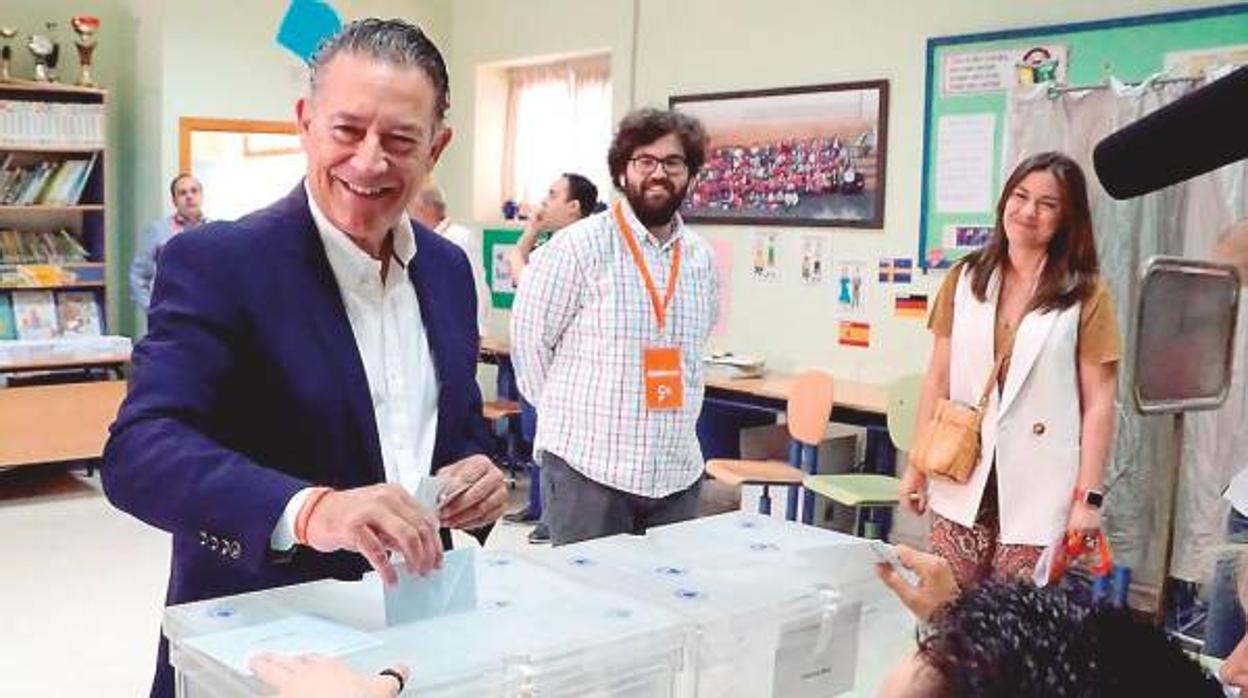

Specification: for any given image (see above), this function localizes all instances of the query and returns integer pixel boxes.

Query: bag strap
[974,345,1010,413]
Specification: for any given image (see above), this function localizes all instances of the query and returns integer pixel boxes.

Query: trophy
[28,32,55,82]
[0,27,16,82]
[71,15,99,87]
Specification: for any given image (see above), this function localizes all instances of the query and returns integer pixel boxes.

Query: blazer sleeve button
[1032,422,1046,436]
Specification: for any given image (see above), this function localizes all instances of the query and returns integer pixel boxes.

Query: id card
[643,346,684,410]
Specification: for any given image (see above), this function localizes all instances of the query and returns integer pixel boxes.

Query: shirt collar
[305,181,417,290]
[618,197,685,251]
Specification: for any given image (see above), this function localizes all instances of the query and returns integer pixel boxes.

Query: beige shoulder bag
[909,349,1008,484]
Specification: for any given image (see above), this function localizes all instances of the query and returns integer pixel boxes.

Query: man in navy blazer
[102,19,507,697]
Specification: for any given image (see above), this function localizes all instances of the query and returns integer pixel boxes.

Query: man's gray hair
[417,185,447,216]
[308,18,450,120]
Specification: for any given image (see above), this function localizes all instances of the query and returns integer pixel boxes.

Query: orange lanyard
[613,201,682,333]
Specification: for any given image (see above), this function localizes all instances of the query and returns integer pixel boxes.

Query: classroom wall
[439,0,1237,387]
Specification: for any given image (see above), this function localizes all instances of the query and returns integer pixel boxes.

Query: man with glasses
[511,109,720,545]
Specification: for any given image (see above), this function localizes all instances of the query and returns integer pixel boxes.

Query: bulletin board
[482,227,522,309]
[918,4,1248,270]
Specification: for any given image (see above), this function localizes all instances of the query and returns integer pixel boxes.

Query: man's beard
[626,178,688,229]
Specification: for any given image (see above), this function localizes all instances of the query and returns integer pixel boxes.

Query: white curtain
[502,56,612,209]
[1005,70,1248,588]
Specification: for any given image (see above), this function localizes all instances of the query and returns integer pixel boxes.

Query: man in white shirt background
[408,184,489,333]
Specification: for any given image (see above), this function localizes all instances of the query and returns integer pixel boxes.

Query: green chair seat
[802,474,901,507]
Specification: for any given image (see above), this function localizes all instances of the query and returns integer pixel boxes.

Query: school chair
[705,370,835,522]
[801,373,918,538]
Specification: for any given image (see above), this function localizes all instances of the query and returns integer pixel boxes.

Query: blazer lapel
[997,308,1059,417]
[407,224,449,394]
[283,185,385,483]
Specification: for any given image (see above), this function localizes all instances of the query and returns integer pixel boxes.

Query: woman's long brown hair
[962,151,1100,312]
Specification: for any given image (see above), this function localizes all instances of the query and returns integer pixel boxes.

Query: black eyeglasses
[629,155,689,175]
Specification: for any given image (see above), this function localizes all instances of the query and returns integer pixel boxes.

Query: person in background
[501,171,600,544]
[901,152,1120,590]
[130,173,207,316]
[1204,219,1248,662]
[874,547,1221,696]
[511,108,719,546]
[408,184,489,333]
[103,19,506,697]
[506,172,602,283]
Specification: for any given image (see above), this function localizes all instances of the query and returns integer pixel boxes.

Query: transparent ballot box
[530,512,915,697]
[164,514,915,697]
[164,550,690,697]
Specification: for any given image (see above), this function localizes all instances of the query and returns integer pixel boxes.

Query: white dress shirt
[434,218,489,333]
[270,186,440,550]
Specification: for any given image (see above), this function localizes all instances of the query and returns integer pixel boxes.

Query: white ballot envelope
[384,547,478,626]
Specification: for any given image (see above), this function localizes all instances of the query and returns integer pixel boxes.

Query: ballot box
[164,550,690,697]
[529,512,915,698]
[164,514,915,698]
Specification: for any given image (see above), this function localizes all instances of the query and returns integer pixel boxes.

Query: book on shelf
[0,100,106,149]
[0,153,96,206]
[0,292,15,340]
[0,228,89,264]
[55,290,102,337]
[11,289,58,340]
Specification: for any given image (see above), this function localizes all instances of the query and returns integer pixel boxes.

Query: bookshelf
[0,81,128,470]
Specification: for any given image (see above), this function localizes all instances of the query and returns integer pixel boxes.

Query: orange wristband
[294,487,333,547]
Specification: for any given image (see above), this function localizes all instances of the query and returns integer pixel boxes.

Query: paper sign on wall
[894,294,929,319]
[799,235,830,286]
[942,44,1067,96]
[751,231,781,283]
[878,257,913,284]
[935,114,996,214]
[276,0,342,61]
[832,259,869,319]
[708,236,733,337]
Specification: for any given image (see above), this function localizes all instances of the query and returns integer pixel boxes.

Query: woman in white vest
[900,152,1121,590]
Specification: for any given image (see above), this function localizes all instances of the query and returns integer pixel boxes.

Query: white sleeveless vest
[928,268,1083,546]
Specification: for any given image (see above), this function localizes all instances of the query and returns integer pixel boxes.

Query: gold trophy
[71,15,99,87]
[0,27,16,82]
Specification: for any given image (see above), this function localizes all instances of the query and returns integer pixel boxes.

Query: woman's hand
[900,467,928,515]
[1066,500,1102,537]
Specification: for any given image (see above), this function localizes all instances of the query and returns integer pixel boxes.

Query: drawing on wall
[878,257,913,284]
[838,320,871,348]
[751,231,781,283]
[799,234,829,286]
[833,258,870,318]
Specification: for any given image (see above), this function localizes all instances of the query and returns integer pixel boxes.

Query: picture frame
[670,80,889,228]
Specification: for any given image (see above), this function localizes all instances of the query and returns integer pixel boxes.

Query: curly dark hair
[606,108,708,189]
[918,581,1219,697]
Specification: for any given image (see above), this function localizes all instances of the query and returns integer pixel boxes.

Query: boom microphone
[1093,64,1248,200]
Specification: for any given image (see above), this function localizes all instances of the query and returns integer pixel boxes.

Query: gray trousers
[539,451,702,546]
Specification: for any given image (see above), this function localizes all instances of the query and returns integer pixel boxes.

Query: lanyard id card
[614,202,686,412]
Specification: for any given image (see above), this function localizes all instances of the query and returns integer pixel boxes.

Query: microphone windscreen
[1093,65,1248,200]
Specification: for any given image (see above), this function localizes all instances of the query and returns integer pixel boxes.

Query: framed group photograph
[671,80,889,228]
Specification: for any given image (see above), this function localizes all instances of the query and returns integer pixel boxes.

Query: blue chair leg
[758,485,773,515]
[784,485,798,521]
[801,444,819,525]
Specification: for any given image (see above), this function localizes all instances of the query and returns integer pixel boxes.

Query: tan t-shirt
[928,264,1121,373]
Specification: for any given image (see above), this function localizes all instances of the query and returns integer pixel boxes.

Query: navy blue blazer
[103,184,493,609]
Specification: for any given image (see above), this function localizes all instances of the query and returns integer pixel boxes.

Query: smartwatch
[1074,487,1105,509]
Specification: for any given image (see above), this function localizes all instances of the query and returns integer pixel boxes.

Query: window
[502,55,611,210]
